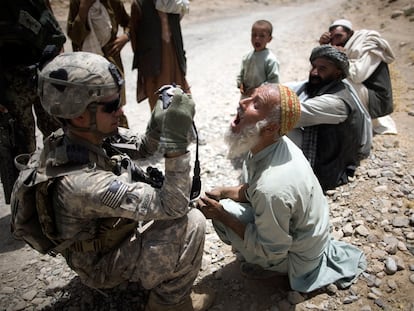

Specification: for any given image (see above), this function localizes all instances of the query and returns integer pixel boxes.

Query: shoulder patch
[101,180,128,209]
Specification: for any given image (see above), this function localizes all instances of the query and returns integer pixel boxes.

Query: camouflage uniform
[21,52,207,307]
[40,131,205,305]
[3,67,60,155]
[0,0,64,202]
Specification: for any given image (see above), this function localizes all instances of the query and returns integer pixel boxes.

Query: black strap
[190,122,201,201]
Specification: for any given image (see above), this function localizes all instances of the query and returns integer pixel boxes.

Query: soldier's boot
[145,291,215,311]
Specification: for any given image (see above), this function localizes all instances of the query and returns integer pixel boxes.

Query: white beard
[224,123,262,159]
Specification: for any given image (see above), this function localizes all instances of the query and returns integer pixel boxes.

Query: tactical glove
[143,97,165,154]
[159,87,195,153]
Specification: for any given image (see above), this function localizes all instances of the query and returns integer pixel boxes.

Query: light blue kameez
[214,137,366,292]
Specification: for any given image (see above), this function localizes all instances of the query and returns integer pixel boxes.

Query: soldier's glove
[159,86,195,153]
[143,96,166,154]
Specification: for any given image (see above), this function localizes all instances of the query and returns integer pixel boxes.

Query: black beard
[305,75,333,98]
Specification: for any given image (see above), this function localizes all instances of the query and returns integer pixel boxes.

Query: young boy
[237,20,280,95]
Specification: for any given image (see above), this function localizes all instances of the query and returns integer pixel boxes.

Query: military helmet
[38,52,124,119]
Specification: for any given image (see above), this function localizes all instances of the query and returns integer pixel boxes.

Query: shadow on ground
[43,277,148,311]
[0,214,26,253]
[38,257,337,311]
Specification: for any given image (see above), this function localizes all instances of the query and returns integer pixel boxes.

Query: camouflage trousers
[3,66,60,154]
[67,209,206,305]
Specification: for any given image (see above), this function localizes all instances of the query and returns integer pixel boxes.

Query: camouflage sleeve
[106,127,158,159]
[56,153,191,223]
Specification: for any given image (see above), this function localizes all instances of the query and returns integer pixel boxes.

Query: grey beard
[224,123,262,159]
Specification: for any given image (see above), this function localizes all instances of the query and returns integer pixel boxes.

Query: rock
[343,295,359,304]
[287,291,305,305]
[371,249,387,259]
[393,255,405,270]
[343,223,354,236]
[391,10,404,18]
[384,257,398,275]
[403,6,414,16]
[367,292,378,300]
[385,242,398,254]
[370,287,383,297]
[325,283,338,295]
[374,185,388,193]
[22,289,37,301]
[387,279,398,290]
[355,225,370,236]
[392,216,409,227]
[0,287,15,294]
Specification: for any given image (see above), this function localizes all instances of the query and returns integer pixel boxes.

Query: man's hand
[205,184,249,203]
[197,196,225,220]
[319,31,331,45]
[205,189,223,201]
[198,194,247,239]
[108,34,129,56]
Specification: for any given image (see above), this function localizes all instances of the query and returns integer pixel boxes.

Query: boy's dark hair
[253,20,273,36]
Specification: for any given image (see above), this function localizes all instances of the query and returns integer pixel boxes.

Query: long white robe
[214,137,366,292]
[344,29,397,134]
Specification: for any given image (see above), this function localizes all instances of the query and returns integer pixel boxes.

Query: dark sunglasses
[95,96,121,113]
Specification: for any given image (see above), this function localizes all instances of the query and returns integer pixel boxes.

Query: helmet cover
[38,52,124,119]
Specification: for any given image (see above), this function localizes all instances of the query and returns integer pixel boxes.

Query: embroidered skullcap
[310,45,350,78]
[329,19,353,31]
[278,84,301,136]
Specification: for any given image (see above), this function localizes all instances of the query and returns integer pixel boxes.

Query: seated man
[11,52,213,311]
[287,45,367,191]
[319,19,397,135]
[197,84,366,293]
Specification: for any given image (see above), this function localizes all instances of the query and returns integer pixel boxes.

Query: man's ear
[335,68,344,80]
[70,110,89,127]
[262,122,279,136]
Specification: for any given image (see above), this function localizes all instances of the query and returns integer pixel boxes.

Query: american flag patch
[101,180,128,209]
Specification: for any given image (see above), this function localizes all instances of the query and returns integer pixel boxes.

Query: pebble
[343,295,359,304]
[384,257,398,275]
[386,279,398,290]
[287,291,305,305]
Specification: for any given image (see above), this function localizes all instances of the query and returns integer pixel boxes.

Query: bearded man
[286,45,367,191]
[197,83,366,294]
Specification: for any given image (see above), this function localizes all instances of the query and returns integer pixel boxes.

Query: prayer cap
[329,19,353,31]
[278,84,301,136]
[310,45,349,78]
